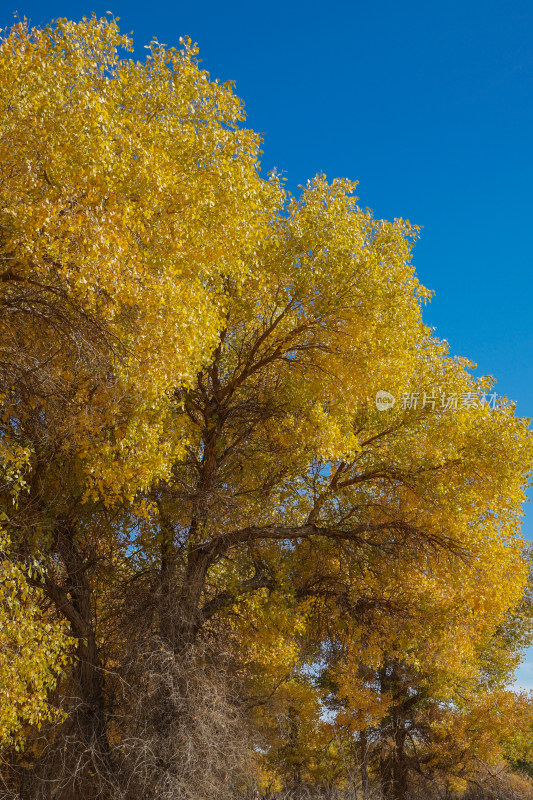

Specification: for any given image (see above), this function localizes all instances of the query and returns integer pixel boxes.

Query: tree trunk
[360,728,370,800]
[379,664,408,800]
[47,524,114,790]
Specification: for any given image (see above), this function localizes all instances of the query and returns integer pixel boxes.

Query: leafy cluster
[1,15,533,800]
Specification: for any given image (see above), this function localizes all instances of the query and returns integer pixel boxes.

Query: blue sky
[4,0,533,685]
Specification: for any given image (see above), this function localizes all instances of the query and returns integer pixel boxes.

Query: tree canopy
[1,15,533,800]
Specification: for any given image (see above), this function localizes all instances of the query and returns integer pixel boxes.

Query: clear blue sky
[4,0,533,684]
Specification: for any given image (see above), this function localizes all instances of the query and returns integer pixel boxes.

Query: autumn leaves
[0,15,532,800]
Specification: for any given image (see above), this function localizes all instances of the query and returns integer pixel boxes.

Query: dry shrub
[462,762,533,800]
[0,637,257,800]
[114,636,258,800]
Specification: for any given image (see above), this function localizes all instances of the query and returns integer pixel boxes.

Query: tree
[278,538,533,799]
[1,15,533,800]
[0,14,271,794]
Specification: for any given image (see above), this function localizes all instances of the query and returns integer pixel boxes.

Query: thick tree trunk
[379,665,409,800]
[390,715,408,800]
[47,525,112,774]
[155,407,222,651]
